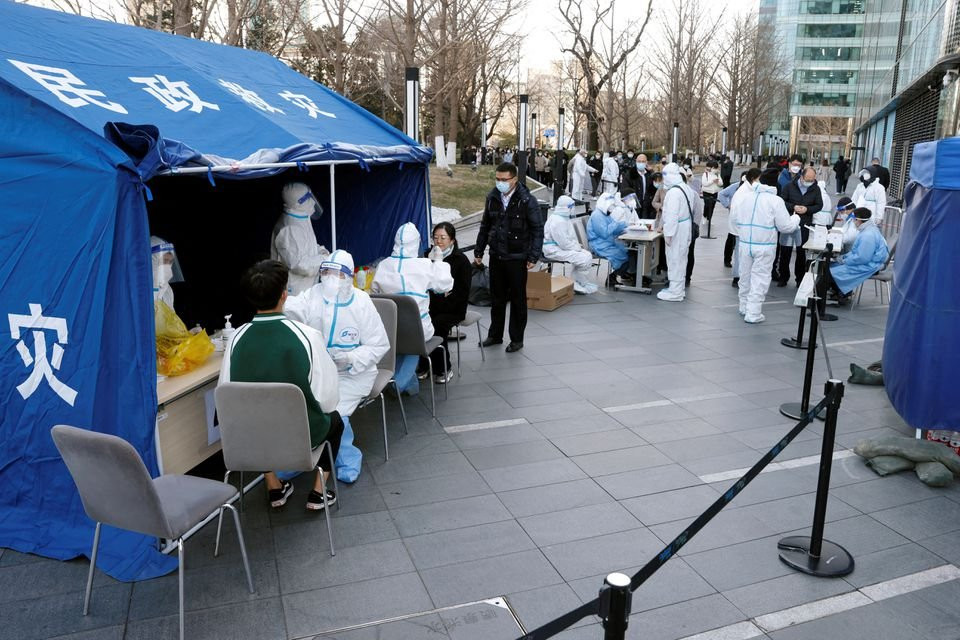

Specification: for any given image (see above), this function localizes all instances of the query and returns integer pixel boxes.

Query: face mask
[800,180,813,188]
[321,276,341,300]
[156,264,173,288]
[654,183,662,190]
[636,162,646,171]
[495,180,512,194]
[790,165,801,174]
[440,245,454,258]
[627,153,634,158]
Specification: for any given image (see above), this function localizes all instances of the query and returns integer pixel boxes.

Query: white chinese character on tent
[278,91,336,119]
[218,80,284,114]
[129,75,220,113]
[8,304,78,406]
[7,59,127,114]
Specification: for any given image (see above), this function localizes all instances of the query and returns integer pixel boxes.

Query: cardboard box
[527,270,575,311]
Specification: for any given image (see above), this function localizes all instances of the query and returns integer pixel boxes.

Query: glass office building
[762,0,869,161]
[854,0,960,198]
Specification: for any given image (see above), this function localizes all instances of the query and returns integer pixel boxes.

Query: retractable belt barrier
[517,384,844,640]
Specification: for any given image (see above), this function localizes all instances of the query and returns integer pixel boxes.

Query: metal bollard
[599,573,632,640]
[777,379,854,577]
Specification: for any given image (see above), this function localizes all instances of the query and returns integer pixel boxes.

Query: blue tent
[0,1,431,580]
[883,137,960,431]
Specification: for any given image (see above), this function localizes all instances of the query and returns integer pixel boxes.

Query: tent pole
[329,164,337,251]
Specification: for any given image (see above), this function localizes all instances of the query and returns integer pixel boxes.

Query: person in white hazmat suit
[271,182,330,295]
[150,236,183,309]
[569,149,597,200]
[656,163,694,302]
[371,222,454,339]
[601,152,620,194]
[542,195,598,294]
[613,190,642,227]
[284,250,389,482]
[851,166,887,225]
[734,169,801,324]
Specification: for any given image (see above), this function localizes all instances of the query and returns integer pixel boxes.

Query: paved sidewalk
[3,204,958,640]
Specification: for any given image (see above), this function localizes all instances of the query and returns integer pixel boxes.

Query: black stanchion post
[599,573,632,640]
[812,245,838,322]
[780,297,822,421]
[778,380,854,577]
[781,299,810,350]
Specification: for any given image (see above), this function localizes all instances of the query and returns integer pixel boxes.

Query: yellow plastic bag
[155,300,215,376]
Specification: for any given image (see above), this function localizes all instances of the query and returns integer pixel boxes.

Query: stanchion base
[701,234,717,239]
[777,536,854,577]
[781,337,811,350]
[807,312,839,322]
[779,402,826,421]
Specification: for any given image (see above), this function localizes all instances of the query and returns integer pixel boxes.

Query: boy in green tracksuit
[220,260,342,511]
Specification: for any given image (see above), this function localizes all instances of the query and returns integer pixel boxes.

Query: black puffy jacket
[474,182,545,263]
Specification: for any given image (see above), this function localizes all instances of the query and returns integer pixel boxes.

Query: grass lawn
[429,164,498,217]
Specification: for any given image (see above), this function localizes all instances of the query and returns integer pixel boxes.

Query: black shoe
[416,367,429,380]
[724,261,732,268]
[505,342,524,353]
[306,489,337,511]
[269,480,294,508]
[732,278,739,287]
[776,280,788,287]
[481,337,503,347]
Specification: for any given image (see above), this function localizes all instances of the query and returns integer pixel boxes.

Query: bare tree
[558,0,653,150]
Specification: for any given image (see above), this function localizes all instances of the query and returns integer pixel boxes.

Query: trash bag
[469,263,492,307]
[155,299,214,376]
[915,461,954,487]
[865,455,914,476]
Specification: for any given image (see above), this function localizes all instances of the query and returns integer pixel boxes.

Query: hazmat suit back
[735,183,801,322]
[852,172,887,225]
[543,196,598,294]
[570,152,594,199]
[601,155,620,194]
[371,223,454,338]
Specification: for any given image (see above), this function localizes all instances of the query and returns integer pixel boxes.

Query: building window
[795,92,855,106]
[796,69,858,84]
[800,46,861,60]
[799,0,864,14]
[798,23,864,38]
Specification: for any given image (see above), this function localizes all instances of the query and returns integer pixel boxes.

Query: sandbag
[915,461,954,487]
[849,363,884,386]
[854,436,960,476]
[865,455,914,476]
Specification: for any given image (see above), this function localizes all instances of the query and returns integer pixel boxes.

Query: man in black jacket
[474,163,545,352]
[871,158,891,190]
[779,166,823,286]
[720,154,734,187]
[621,153,654,218]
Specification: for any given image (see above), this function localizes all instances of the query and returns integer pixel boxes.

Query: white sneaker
[744,314,765,324]
[434,370,454,384]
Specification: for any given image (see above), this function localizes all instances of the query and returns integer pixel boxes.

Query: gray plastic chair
[371,293,448,415]
[51,424,253,640]
[214,382,339,556]
[357,297,408,460]
[452,310,485,376]
[853,235,897,308]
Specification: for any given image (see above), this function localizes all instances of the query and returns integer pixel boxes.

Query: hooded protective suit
[611,192,641,226]
[734,184,801,322]
[830,219,889,294]
[284,249,390,417]
[150,236,181,309]
[570,150,595,199]
[371,223,454,338]
[601,154,620,194]
[271,182,329,294]
[851,167,887,224]
[656,164,693,301]
[543,196,598,294]
[587,192,629,270]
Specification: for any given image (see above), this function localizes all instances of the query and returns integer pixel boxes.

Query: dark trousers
[777,226,809,285]
[703,193,717,221]
[421,314,459,373]
[837,178,848,193]
[316,411,345,472]
[724,233,736,265]
[686,233,698,280]
[488,256,528,343]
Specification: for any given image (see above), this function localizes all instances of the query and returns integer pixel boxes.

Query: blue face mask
[636,162,646,171]
[495,180,512,194]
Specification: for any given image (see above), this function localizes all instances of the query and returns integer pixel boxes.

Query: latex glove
[429,245,444,262]
[331,351,353,372]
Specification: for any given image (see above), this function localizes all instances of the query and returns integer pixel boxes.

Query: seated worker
[422,222,472,383]
[372,222,454,340]
[284,250,390,481]
[271,182,329,295]
[821,207,889,303]
[588,192,634,287]
[611,189,641,227]
[221,260,342,510]
[543,196,598,294]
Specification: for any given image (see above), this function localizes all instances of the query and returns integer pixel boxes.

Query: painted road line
[754,591,872,633]
[825,337,884,347]
[698,450,857,484]
[860,564,960,601]
[603,399,673,414]
[444,418,529,434]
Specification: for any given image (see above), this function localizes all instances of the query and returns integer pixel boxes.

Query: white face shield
[150,236,183,291]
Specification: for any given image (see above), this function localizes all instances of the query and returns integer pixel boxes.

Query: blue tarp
[883,137,960,430]
[0,0,431,580]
